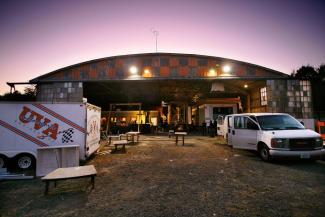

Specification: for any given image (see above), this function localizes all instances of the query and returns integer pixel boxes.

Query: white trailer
[0,102,101,169]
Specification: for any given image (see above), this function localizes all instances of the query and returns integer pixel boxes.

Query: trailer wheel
[16,154,35,170]
[259,144,272,162]
[0,155,7,168]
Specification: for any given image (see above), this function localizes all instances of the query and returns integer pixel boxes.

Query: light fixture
[222,65,231,73]
[208,69,216,77]
[144,69,150,74]
[244,84,248,88]
[129,66,138,75]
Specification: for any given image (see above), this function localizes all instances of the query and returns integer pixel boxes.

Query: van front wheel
[259,144,271,162]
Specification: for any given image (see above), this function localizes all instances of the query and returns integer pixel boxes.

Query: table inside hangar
[29,53,314,130]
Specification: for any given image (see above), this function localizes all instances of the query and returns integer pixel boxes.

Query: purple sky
[0,0,324,94]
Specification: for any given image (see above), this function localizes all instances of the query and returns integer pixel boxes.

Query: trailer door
[86,104,101,157]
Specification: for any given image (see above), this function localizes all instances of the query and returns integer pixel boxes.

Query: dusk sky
[0,0,324,94]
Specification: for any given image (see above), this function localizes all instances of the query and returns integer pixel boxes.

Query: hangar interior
[83,79,267,130]
[30,53,314,132]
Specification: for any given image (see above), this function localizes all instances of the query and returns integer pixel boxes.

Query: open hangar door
[83,79,267,133]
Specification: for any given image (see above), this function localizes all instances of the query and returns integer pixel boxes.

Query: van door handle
[232,130,235,135]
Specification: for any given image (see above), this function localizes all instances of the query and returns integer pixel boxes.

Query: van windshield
[256,115,305,130]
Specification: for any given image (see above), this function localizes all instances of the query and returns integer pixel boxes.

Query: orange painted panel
[179,67,189,77]
[116,59,124,68]
[108,69,116,78]
[189,58,197,67]
[208,59,217,68]
[89,70,97,79]
[160,67,170,77]
[198,67,207,77]
[73,69,80,79]
[256,69,265,76]
[170,57,179,67]
[237,66,246,76]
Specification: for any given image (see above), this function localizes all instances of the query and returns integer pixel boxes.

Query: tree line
[0,87,36,101]
[291,64,325,80]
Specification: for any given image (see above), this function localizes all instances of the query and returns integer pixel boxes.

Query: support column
[167,104,172,125]
[246,94,251,113]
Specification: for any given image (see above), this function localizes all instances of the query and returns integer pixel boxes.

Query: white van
[224,113,324,161]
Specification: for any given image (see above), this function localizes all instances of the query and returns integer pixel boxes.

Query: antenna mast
[151,28,159,52]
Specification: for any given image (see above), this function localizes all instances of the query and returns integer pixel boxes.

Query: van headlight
[271,138,289,149]
[315,138,323,148]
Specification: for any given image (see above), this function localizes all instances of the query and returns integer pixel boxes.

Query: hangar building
[29,53,314,131]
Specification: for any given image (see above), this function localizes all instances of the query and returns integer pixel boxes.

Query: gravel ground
[1,135,324,217]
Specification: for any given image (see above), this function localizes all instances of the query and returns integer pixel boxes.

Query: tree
[0,86,36,101]
[293,65,318,79]
[317,64,325,81]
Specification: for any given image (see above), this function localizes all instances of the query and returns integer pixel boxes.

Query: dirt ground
[1,135,324,217]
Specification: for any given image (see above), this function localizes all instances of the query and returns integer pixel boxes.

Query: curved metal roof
[30,53,288,83]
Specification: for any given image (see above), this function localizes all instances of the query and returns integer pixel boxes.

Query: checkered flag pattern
[62,128,74,143]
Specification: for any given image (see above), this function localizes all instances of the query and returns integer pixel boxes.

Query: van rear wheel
[16,154,35,170]
[259,144,271,162]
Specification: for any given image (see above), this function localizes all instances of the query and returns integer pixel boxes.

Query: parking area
[0,135,324,217]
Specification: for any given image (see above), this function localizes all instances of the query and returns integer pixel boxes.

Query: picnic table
[112,140,129,151]
[41,165,97,195]
[107,134,122,145]
[126,131,140,144]
[175,132,187,146]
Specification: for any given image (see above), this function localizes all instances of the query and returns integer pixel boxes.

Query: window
[260,87,267,106]
[234,116,258,130]
[160,58,169,66]
[256,115,304,130]
[247,67,256,76]
[198,59,208,66]
[171,68,178,77]
[98,70,106,78]
[80,71,89,79]
[189,67,197,77]
[143,58,152,66]
[108,60,115,68]
[179,58,188,66]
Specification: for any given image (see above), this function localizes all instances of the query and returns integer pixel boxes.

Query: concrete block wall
[36,82,83,102]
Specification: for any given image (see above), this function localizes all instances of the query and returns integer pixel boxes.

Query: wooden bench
[41,165,97,195]
[175,132,187,146]
[168,130,175,138]
[107,134,122,145]
[112,140,128,151]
